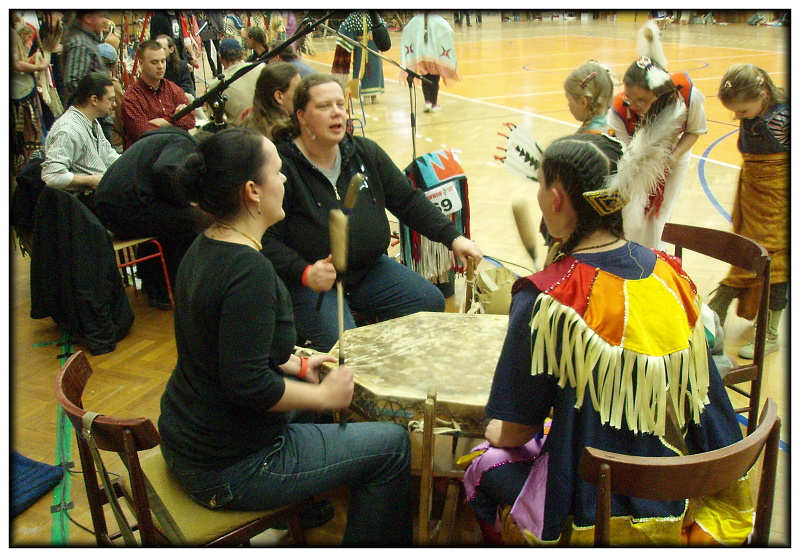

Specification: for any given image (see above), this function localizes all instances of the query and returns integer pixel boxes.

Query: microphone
[512,197,541,272]
[367,10,391,52]
[315,173,366,312]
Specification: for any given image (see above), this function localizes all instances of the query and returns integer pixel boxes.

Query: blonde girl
[564,60,615,135]
[708,64,788,358]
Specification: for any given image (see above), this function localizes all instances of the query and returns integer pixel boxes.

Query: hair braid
[542,134,625,258]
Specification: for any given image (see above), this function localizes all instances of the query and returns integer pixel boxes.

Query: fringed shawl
[521,251,710,437]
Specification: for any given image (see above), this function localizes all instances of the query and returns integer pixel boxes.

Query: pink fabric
[462,434,547,504]
[510,451,550,539]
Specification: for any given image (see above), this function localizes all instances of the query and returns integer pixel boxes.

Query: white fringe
[410,235,454,283]
[529,293,710,436]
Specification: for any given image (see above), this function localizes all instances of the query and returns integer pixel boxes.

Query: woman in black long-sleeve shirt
[158,128,413,545]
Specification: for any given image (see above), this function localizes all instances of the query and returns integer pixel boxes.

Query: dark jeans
[290,254,446,351]
[94,200,202,298]
[162,421,413,546]
[422,74,440,105]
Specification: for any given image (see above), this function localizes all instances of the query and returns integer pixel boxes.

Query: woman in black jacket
[262,73,482,351]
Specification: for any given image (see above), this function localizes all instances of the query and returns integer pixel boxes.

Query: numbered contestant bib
[401,149,471,281]
[425,182,462,216]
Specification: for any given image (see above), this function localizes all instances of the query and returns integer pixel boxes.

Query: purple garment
[281,12,297,38]
[463,434,548,532]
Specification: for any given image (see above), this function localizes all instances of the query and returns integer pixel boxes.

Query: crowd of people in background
[10,10,788,547]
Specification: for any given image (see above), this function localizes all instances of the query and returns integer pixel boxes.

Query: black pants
[422,74,440,105]
[770,282,789,311]
[467,459,532,524]
[94,201,203,298]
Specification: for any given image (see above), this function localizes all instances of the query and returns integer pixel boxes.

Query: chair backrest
[55,350,162,545]
[579,398,780,546]
[661,223,769,276]
[661,222,771,434]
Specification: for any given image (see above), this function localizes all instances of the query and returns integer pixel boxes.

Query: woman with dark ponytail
[158,127,413,545]
[608,21,708,249]
[461,133,752,546]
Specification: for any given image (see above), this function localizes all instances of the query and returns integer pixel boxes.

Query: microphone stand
[172,10,338,130]
[320,22,431,160]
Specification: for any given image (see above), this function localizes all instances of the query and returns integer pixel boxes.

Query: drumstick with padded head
[512,197,541,272]
[329,209,348,366]
[329,209,349,426]
[315,173,366,312]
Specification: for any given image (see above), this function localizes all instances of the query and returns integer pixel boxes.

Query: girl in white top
[607,21,707,249]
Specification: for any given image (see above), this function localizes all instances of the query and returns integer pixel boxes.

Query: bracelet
[298,357,309,380]
[301,265,312,287]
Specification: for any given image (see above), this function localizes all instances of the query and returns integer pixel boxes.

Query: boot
[707,284,740,325]
[738,309,782,359]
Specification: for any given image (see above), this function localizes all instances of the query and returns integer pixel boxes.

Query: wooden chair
[579,398,780,547]
[55,350,307,547]
[661,222,770,434]
[111,236,174,310]
[344,78,366,136]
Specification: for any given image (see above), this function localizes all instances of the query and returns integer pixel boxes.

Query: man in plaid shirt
[62,11,109,106]
[120,40,195,150]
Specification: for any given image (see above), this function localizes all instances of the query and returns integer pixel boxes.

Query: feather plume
[497,123,543,182]
[637,21,668,70]
[606,99,686,211]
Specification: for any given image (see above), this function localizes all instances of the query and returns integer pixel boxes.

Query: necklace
[214,222,263,251]
[571,237,623,253]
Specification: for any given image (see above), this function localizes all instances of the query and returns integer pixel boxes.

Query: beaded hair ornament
[580,134,627,216]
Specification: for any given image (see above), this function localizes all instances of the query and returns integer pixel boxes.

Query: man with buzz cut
[121,40,195,149]
[41,72,120,210]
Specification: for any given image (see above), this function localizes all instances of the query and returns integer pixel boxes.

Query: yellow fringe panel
[529,293,710,434]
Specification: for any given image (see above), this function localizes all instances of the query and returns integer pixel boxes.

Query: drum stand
[417,389,469,545]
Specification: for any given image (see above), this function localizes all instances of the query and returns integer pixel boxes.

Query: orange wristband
[301,265,312,287]
[298,357,309,380]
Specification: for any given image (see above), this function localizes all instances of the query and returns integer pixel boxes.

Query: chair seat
[125,450,287,546]
[111,236,157,251]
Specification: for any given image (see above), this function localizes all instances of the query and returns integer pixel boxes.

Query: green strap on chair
[51,331,72,546]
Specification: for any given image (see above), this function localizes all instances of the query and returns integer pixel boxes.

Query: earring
[257,201,262,215]
[308,127,317,141]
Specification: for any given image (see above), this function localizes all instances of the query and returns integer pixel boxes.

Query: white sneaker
[423,102,432,112]
[431,104,442,113]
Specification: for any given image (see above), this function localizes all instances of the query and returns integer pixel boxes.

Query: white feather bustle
[606,98,686,229]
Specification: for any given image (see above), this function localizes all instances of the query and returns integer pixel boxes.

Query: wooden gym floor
[10,14,789,546]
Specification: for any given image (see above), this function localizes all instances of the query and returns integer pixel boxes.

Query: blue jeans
[291,254,446,351]
[161,421,413,546]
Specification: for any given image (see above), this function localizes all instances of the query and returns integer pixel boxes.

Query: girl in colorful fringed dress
[461,132,754,546]
[707,64,789,360]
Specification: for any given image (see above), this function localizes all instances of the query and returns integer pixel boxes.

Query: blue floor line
[735,413,789,453]
[697,130,738,223]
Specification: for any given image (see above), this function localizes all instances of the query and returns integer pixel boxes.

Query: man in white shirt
[41,72,120,207]
[206,38,263,124]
